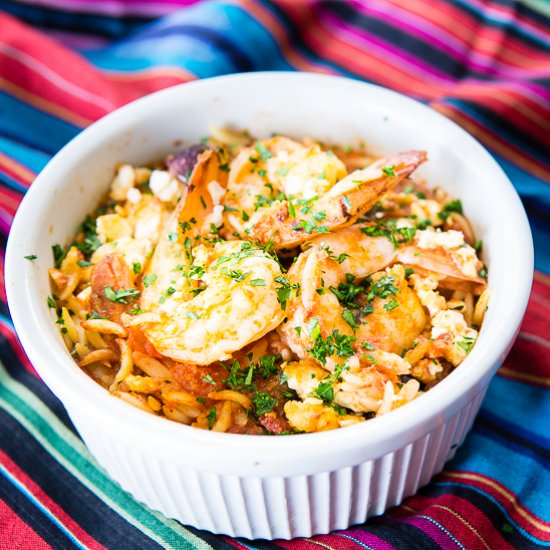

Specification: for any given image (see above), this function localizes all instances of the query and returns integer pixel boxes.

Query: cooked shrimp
[141,149,229,310]
[222,136,427,249]
[308,225,486,294]
[142,240,286,364]
[279,248,426,366]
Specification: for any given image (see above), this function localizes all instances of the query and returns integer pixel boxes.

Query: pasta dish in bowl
[49,131,489,435]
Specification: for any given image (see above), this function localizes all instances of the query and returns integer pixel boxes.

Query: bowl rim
[5,71,534,462]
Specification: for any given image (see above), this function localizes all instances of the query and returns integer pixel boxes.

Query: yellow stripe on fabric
[444,471,550,534]
[429,504,492,550]
[0,361,212,550]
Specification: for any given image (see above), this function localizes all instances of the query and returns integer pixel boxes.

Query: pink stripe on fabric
[400,516,466,549]
[319,10,454,84]
[14,0,199,17]
[347,0,550,80]
[462,0,550,42]
[338,530,396,550]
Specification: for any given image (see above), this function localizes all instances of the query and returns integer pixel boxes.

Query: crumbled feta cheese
[149,170,180,203]
[410,199,443,227]
[416,229,464,250]
[207,180,226,205]
[96,214,133,243]
[205,204,224,228]
[431,309,478,365]
[126,187,142,204]
[456,245,479,277]
[110,164,135,201]
[411,274,446,317]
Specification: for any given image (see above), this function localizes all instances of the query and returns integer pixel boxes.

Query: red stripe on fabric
[439,471,550,538]
[397,494,513,549]
[496,277,550,385]
[0,185,23,218]
[434,104,550,182]
[387,0,550,69]
[0,498,52,550]
[0,14,195,126]
[0,451,107,550]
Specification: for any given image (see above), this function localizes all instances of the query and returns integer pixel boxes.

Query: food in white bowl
[6,73,533,538]
[47,130,489,436]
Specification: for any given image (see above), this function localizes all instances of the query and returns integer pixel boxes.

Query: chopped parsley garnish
[77,260,93,267]
[129,306,143,315]
[438,199,463,221]
[142,273,157,287]
[366,275,398,301]
[403,183,415,194]
[207,407,217,429]
[203,374,216,385]
[132,262,142,274]
[383,297,399,311]
[257,169,267,177]
[329,274,365,307]
[168,232,178,242]
[479,267,488,279]
[382,165,396,176]
[74,215,101,256]
[312,378,334,403]
[103,286,140,304]
[309,329,356,365]
[52,244,67,268]
[296,218,329,234]
[200,195,207,209]
[456,335,476,353]
[159,286,176,304]
[252,392,277,416]
[308,317,321,340]
[47,296,56,309]
[474,240,483,254]
[250,278,266,286]
[278,167,289,177]
[222,268,250,282]
[342,308,359,329]
[360,220,416,249]
[258,355,280,378]
[24,254,37,261]
[274,275,299,310]
[254,142,272,162]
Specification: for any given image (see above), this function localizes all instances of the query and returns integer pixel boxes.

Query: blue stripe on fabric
[83,3,293,76]
[451,431,550,522]
[0,172,27,194]
[0,92,80,154]
[441,97,550,169]
[0,463,87,550]
[0,137,50,174]
[485,376,550,440]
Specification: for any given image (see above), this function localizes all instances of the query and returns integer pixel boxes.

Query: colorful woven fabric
[1,1,549,548]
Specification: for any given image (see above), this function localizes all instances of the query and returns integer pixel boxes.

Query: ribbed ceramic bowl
[6,73,533,539]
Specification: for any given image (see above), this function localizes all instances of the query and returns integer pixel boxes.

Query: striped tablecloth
[1,1,549,548]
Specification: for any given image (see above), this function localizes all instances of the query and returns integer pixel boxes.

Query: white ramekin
[6,73,533,539]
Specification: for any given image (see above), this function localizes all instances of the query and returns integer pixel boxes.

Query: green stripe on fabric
[0,362,212,550]
[520,0,550,17]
